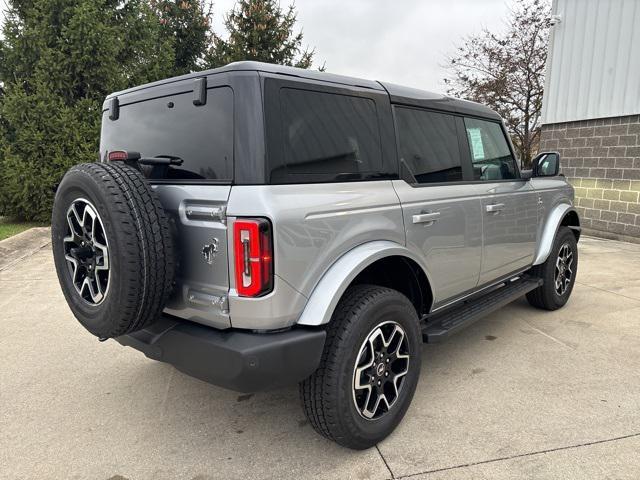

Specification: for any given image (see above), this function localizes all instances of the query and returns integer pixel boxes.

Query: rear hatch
[99,77,233,329]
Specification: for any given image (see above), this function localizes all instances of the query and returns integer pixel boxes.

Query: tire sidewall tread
[51,162,175,338]
[300,284,421,450]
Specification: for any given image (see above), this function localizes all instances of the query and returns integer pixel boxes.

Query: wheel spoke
[94,241,109,270]
[64,254,81,284]
[392,369,408,398]
[361,388,378,418]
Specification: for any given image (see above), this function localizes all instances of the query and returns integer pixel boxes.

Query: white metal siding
[542,0,640,124]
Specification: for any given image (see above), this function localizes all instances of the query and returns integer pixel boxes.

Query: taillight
[108,150,140,162]
[108,150,128,161]
[233,218,273,297]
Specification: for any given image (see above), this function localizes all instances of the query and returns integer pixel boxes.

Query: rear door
[392,106,483,308]
[461,117,538,285]
[99,76,235,329]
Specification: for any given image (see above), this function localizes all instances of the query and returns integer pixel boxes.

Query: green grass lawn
[0,217,47,241]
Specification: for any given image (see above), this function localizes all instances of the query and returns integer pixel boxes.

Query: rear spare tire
[51,162,175,338]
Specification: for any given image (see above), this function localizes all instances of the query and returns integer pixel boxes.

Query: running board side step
[422,276,543,343]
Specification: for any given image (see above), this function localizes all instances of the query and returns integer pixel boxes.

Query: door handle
[485,203,505,213]
[412,212,441,224]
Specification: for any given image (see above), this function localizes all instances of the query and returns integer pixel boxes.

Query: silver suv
[51,62,580,449]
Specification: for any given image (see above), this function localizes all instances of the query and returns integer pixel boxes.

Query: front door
[392,107,482,307]
[461,117,538,285]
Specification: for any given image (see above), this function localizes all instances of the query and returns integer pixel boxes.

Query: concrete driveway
[1,231,639,480]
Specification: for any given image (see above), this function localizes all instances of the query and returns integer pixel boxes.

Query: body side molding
[297,241,433,326]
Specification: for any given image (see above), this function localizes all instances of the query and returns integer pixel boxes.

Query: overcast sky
[1,0,514,92]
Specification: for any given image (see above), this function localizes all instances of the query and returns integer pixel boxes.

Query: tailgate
[155,185,231,329]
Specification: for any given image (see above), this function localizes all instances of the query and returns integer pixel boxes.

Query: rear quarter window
[270,88,383,183]
[100,86,233,181]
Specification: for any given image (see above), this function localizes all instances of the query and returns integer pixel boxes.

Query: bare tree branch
[444,0,551,166]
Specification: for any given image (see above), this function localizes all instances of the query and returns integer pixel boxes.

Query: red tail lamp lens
[233,218,273,297]
[108,150,128,161]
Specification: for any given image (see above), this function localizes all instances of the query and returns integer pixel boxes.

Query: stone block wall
[539,114,640,240]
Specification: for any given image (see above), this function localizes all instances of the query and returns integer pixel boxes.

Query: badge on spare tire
[51,162,176,339]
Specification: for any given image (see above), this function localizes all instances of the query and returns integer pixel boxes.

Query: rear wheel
[300,285,421,449]
[527,226,578,310]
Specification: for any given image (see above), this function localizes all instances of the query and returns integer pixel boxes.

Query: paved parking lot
[1,230,640,479]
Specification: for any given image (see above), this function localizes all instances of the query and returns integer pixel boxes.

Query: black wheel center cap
[376,363,385,376]
[70,245,94,261]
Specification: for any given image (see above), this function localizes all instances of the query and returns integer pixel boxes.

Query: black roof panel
[106,61,383,99]
[379,82,501,120]
[106,61,501,121]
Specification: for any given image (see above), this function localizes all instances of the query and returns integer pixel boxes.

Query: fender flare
[296,241,433,326]
[532,203,581,266]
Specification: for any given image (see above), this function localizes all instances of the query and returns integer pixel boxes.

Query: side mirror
[532,151,561,177]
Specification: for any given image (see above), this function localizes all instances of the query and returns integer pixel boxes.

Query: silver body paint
[152,176,576,331]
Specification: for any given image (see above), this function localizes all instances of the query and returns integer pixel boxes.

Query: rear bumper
[116,315,326,393]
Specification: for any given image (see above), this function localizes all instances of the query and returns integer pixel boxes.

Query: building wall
[539,115,640,239]
[542,0,640,124]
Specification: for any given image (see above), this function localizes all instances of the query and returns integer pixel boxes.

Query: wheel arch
[533,204,581,266]
[296,241,433,326]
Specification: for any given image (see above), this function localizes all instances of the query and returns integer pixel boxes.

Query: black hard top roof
[379,81,501,120]
[107,61,501,120]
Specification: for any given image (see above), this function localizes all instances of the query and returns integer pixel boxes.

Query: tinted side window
[100,87,233,181]
[394,107,462,184]
[463,118,517,181]
[275,88,382,181]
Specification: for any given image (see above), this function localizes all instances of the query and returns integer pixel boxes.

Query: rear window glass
[274,88,382,181]
[100,86,233,181]
[394,107,462,184]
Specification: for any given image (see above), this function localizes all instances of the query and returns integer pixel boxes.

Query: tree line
[0,0,550,222]
[0,0,318,222]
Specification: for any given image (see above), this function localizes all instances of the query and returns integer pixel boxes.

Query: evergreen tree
[150,0,212,76]
[205,0,317,69]
[0,0,174,221]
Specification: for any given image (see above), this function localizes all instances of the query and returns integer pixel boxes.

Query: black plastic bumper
[116,316,326,393]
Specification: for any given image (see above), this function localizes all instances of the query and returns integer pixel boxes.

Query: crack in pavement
[394,432,640,478]
[521,319,576,350]
[575,281,640,304]
[376,444,395,479]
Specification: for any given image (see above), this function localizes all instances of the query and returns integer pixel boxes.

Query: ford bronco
[52,61,580,449]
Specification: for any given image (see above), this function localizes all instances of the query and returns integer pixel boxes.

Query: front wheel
[300,285,422,450]
[527,226,578,310]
